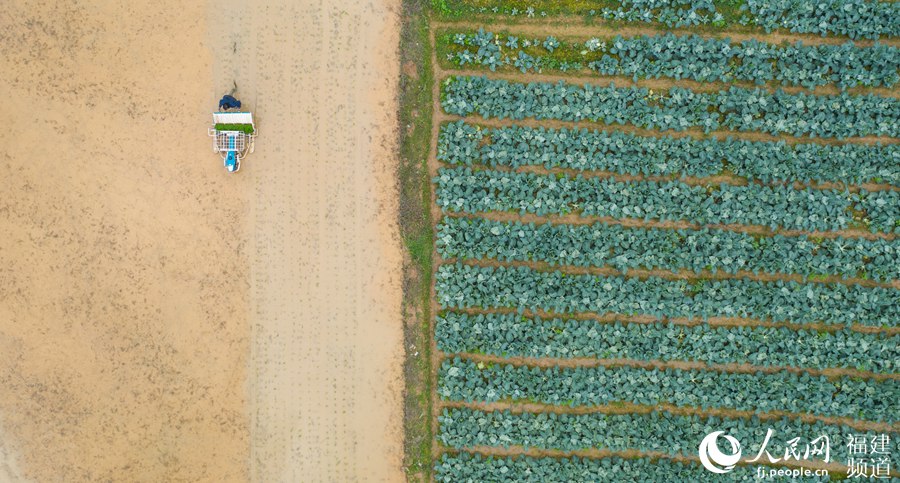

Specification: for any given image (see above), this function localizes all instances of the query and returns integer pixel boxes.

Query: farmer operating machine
[209,95,257,173]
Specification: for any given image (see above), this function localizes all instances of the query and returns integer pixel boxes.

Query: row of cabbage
[435,0,726,28]
[446,29,900,89]
[745,0,900,40]
[436,168,899,233]
[439,408,900,455]
[436,0,899,40]
[437,216,900,282]
[435,312,900,373]
[439,358,898,421]
[435,263,899,327]
[438,121,900,186]
[442,76,899,139]
[435,452,827,483]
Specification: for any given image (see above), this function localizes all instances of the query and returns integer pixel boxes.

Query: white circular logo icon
[699,431,742,474]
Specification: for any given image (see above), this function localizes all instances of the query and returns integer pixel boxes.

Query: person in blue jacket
[219,94,241,111]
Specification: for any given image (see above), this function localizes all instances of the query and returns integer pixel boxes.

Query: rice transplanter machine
[209,95,257,173]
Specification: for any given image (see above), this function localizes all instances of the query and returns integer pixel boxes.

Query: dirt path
[215,1,406,481]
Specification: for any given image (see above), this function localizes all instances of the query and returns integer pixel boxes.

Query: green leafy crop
[435,263,900,327]
[439,357,899,421]
[439,121,900,186]
[442,76,900,139]
[436,312,899,372]
[436,216,900,281]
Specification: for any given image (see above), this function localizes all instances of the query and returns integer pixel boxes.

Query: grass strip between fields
[399,0,435,480]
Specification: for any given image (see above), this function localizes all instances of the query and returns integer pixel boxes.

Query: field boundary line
[399,1,440,480]
[426,18,446,482]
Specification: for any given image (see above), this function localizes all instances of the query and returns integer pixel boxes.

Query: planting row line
[435,312,900,374]
[438,121,900,186]
[436,0,899,40]
[436,216,900,282]
[435,263,900,327]
[439,357,898,421]
[444,29,900,90]
[439,408,900,456]
[435,452,827,483]
[435,167,899,233]
[442,76,900,139]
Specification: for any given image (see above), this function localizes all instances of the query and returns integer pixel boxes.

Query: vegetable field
[423,1,899,481]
